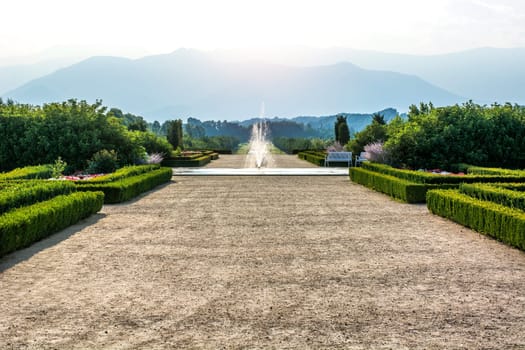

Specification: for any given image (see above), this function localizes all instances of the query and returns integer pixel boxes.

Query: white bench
[325,151,352,167]
[355,152,368,166]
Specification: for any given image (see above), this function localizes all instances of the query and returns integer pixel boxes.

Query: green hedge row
[0,191,104,258]
[79,164,160,183]
[459,183,525,211]
[162,155,211,167]
[467,166,525,176]
[361,162,525,184]
[0,180,76,215]
[0,165,52,181]
[427,189,525,250]
[76,167,172,203]
[297,151,326,166]
[349,167,452,203]
[496,183,525,191]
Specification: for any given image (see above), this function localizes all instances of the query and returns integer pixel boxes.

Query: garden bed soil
[1,171,525,348]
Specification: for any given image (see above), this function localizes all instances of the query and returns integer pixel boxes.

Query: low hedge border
[467,166,525,176]
[162,155,211,167]
[349,167,455,203]
[0,180,76,215]
[76,167,172,203]
[361,162,525,184]
[78,164,160,184]
[297,151,326,167]
[0,191,104,258]
[427,189,525,250]
[459,183,525,212]
[0,165,52,181]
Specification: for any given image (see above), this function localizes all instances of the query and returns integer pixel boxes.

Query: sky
[1,0,524,62]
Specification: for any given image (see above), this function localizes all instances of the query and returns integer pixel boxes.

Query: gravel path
[1,158,525,349]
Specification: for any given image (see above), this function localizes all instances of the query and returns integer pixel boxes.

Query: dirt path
[1,173,525,349]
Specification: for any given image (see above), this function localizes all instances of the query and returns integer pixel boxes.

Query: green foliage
[0,165,52,181]
[76,167,172,203]
[427,189,525,250]
[129,130,173,157]
[385,102,525,169]
[51,157,67,178]
[86,149,119,174]
[349,167,443,203]
[0,99,146,171]
[0,180,76,215]
[0,191,104,257]
[347,115,388,155]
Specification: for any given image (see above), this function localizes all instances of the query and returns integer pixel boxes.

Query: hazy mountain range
[2,47,524,121]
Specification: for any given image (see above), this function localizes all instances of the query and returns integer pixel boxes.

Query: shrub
[0,191,104,257]
[427,189,525,250]
[51,157,67,178]
[86,149,118,174]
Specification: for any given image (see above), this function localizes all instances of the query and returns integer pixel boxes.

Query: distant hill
[214,46,525,105]
[3,49,461,121]
[239,108,400,137]
[0,58,80,95]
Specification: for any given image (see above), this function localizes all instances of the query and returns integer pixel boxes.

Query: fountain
[244,103,273,168]
[250,120,269,168]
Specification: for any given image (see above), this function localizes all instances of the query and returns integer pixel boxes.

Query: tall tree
[334,115,349,144]
[166,119,184,149]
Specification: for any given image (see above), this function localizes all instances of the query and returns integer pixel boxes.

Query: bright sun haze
[1,0,524,60]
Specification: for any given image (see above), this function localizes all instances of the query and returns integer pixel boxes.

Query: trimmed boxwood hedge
[427,189,525,250]
[0,180,76,215]
[297,151,326,166]
[459,183,525,211]
[162,155,211,167]
[0,191,104,257]
[0,165,52,181]
[76,167,172,203]
[161,151,218,167]
[361,162,525,184]
[349,167,448,203]
[467,166,525,176]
